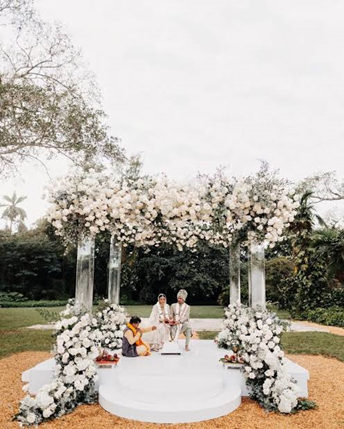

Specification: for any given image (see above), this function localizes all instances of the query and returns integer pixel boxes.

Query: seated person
[122,316,156,357]
[170,289,193,352]
[146,293,171,351]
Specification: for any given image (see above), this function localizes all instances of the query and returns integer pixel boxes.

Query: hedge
[0,300,68,308]
[301,307,344,328]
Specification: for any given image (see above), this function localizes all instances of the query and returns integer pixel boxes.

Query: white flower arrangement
[95,301,127,351]
[45,167,299,250]
[15,300,127,426]
[216,303,313,414]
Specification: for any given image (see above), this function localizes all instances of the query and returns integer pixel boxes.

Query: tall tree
[0,0,124,176]
[0,191,27,233]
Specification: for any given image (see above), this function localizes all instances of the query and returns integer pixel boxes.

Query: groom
[170,289,192,351]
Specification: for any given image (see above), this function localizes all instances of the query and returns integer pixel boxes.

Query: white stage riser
[22,341,310,424]
[99,384,242,424]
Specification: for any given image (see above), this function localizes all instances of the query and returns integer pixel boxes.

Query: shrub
[300,307,344,327]
[0,291,28,302]
[0,300,68,308]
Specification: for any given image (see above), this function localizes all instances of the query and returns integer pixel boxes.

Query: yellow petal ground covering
[1,352,343,429]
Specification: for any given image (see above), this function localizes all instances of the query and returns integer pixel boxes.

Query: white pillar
[108,236,122,305]
[250,242,266,309]
[229,241,241,304]
[75,237,95,312]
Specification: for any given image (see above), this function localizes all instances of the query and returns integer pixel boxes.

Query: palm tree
[312,229,344,283]
[0,192,27,233]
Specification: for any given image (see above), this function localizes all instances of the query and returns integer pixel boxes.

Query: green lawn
[0,330,55,359]
[281,332,344,362]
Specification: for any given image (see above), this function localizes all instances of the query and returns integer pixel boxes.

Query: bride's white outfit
[145,295,171,350]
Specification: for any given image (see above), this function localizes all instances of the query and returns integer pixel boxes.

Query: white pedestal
[160,341,182,355]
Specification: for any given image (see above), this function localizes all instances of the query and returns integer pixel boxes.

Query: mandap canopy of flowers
[45,167,300,249]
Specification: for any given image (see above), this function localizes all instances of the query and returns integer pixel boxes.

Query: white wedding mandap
[19,170,311,424]
[22,246,309,424]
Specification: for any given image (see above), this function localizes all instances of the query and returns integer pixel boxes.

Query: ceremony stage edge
[22,340,309,424]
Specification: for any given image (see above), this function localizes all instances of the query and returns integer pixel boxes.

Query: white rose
[278,396,293,413]
[43,408,53,418]
[27,413,36,424]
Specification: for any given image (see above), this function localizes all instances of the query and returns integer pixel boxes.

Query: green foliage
[0,224,76,300]
[283,192,342,313]
[265,257,294,308]
[0,291,28,302]
[35,308,61,323]
[298,307,344,327]
[121,241,229,304]
[0,300,67,308]
[293,399,317,412]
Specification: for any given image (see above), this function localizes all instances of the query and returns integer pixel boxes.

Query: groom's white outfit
[170,289,192,351]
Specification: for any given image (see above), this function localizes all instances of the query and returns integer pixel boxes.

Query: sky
[1,0,344,226]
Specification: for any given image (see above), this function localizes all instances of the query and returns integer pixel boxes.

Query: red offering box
[96,359,119,365]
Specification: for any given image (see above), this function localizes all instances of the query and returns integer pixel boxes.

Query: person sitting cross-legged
[122,316,156,357]
[170,289,193,352]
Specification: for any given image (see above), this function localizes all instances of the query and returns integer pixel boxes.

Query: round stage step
[113,374,224,402]
[99,382,241,423]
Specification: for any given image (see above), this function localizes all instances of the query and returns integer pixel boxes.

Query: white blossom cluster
[15,301,127,426]
[217,303,300,413]
[95,301,127,350]
[45,168,299,249]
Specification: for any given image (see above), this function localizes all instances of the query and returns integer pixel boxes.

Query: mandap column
[250,242,266,309]
[75,237,95,312]
[108,235,122,305]
[229,241,241,304]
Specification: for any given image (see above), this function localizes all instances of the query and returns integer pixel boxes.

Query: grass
[0,307,64,330]
[281,332,344,362]
[0,330,55,359]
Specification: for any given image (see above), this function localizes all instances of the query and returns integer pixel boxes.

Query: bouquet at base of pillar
[219,346,244,367]
[95,348,120,365]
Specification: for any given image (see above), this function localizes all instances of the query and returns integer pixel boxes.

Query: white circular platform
[22,340,309,424]
[98,340,242,423]
[99,377,241,424]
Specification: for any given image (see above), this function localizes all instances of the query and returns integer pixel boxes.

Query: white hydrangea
[15,300,127,426]
[216,302,301,414]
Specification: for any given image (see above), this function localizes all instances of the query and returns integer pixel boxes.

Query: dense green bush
[265,257,294,308]
[299,307,344,327]
[0,300,68,308]
[0,291,28,302]
[0,226,76,300]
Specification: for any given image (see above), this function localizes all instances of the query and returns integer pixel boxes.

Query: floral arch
[45,167,299,310]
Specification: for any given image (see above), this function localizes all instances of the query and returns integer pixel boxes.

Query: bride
[145,293,171,351]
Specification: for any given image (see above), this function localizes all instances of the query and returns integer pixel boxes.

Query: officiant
[122,316,156,357]
[170,289,192,351]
